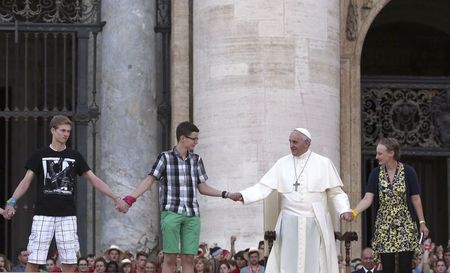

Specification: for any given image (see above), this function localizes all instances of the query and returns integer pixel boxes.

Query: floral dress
[371,163,421,256]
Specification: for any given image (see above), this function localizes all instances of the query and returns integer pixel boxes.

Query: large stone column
[194,0,341,250]
[97,1,160,253]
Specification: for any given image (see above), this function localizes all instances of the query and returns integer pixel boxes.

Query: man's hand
[341,211,353,222]
[4,205,16,220]
[230,235,236,245]
[228,192,243,202]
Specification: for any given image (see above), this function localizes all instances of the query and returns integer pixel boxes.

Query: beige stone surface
[193,0,342,250]
[171,0,191,141]
[339,0,391,257]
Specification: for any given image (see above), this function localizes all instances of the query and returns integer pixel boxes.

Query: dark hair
[106,261,119,273]
[135,251,149,259]
[16,248,27,258]
[87,254,96,259]
[77,257,88,266]
[176,121,199,142]
[377,137,401,160]
[50,115,72,129]
[95,257,107,267]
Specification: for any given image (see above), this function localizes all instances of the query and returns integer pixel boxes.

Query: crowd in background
[2,236,450,273]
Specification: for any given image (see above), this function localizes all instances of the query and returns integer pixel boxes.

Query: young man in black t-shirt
[3,115,128,273]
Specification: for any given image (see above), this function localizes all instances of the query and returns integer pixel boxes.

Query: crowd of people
[3,236,450,273]
[0,235,265,273]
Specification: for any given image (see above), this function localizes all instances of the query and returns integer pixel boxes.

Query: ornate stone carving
[432,90,450,147]
[362,0,373,9]
[346,0,358,41]
[362,87,440,147]
[0,0,99,23]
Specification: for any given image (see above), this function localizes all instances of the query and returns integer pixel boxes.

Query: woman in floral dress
[352,138,429,273]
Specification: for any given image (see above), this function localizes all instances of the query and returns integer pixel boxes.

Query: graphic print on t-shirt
[42,157,76,195]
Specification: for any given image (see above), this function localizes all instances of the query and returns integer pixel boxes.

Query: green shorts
[161,211,201,255]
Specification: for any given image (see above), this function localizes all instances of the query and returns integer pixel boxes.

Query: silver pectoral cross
[293,180,300,191]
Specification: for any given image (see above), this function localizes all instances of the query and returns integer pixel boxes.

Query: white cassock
[240,150,351,273]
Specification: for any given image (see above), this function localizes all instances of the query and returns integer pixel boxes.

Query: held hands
[227,192,243,202]
[3,205,16,220]
[341,211,353,222]
[115,197,130,213]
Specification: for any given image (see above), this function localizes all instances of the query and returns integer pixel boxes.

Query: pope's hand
[341,212,353,222]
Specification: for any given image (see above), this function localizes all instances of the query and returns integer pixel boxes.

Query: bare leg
[25,262,40,272]
[180,254,194,273]
[61,263,77,272]
[162,253,177,273]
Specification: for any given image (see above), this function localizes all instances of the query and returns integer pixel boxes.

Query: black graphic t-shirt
[25,146,91,216]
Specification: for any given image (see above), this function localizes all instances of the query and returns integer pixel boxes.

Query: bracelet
[123,195,137,206]
[419,220,426,224]
[6,196,16,206]
[221,191,228,199]
[351,209,359,218]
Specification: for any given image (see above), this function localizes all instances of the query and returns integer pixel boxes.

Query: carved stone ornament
[362,87,440,148]
[432,90,450,147]
[346,0,358,41]
[362,0,373,9]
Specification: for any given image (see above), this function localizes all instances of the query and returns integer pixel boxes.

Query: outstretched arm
[129,175,157,199]
[352,192,374,219]
[83,170,128,212]
[4,170,35,219]
[197,182,222,197]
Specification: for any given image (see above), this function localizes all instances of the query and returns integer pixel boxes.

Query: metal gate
[0,0,103,259]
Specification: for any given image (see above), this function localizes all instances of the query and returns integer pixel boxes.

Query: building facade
[1,0,449,261]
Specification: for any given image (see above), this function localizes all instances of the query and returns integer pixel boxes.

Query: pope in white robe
[237,128,352,273]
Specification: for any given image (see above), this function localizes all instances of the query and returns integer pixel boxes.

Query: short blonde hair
[50,115,72,129]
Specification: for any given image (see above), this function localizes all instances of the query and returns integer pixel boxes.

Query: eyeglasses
[185,136,199,142]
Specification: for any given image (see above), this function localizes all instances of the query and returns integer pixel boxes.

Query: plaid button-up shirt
[149,147,208,216]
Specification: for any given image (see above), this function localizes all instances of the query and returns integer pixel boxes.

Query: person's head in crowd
[193,256,210,273]
[197,248,204,257]
[360,247,375,270]
[258,241,264,252]
[233,251,247,269]
[135,251,148,271]
[122,251,135,262]
[435,259,447,273]
[77,257,89,273]
[16,248,29,266]
[210,247,224,261]
[120,259,132,273]
[105,245,122,263]
[244,248,261,267]
[95,257,107,273]
[228,260,238,272]
[144,261,156,273]
[0,254,11,272]
[106,261,119,273]
[87,254,96,270]
[46,258,57,272]
[444,246,450,267]
[219,262,230,273]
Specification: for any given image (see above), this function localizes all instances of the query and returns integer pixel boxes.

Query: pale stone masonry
[193,0,341,250]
